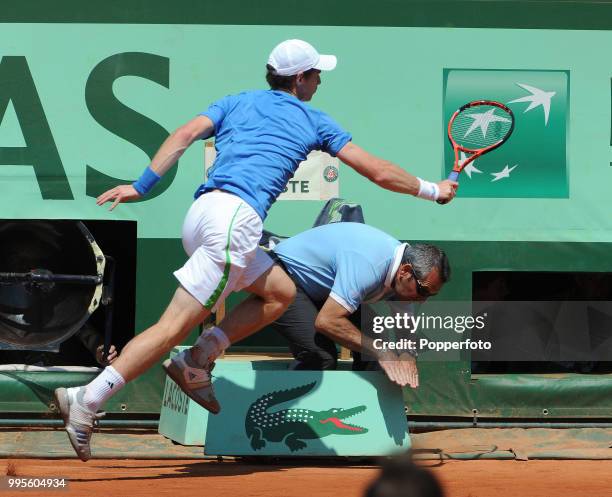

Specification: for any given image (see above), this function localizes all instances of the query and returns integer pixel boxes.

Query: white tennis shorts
[174,191,274,311]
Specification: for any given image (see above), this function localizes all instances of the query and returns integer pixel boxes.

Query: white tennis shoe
[54,386,105,462]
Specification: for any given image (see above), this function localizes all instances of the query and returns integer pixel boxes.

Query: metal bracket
[101,256,116,360]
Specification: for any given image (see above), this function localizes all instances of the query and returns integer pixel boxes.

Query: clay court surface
[3,458,612,497]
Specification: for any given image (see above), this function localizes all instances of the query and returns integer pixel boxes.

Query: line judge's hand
[96,184,141,211]
[378,351,419,388]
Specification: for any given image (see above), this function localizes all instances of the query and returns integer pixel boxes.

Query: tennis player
[55,39,458,461]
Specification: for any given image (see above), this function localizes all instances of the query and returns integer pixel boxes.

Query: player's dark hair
[265,64,318,91]
[402,244,451,283]
[365,454,445,497]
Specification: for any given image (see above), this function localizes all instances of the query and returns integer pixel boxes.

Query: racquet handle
[436,170,460,204]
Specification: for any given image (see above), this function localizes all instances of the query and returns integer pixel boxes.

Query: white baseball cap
[267,39,337,76]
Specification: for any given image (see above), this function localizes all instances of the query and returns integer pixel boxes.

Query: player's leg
[215,259,297,343]
[166,251,296,406]
[55,285,208,462]
[112,286,209,381]
[162,192,267,410]
[54,191,248,460]
[270,285,338,369]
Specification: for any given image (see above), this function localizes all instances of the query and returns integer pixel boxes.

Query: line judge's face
[296,69,321,101]
[394,265,443,303]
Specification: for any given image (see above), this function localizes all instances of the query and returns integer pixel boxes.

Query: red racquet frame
[447,100,515,181]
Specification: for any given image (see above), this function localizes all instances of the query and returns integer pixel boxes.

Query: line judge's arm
[315,297,417,387]
[314,297,369,353]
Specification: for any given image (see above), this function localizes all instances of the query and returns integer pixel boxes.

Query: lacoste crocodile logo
[245,382,368,451]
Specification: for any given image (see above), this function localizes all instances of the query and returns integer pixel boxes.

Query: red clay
[2,458,612,497]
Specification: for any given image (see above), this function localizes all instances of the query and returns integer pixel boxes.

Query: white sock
[210,326,231,349]
[82,366,126,412]
[193,327,231,366]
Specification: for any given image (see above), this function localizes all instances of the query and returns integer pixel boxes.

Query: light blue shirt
[195,90,352,220]
[274,223,406,312]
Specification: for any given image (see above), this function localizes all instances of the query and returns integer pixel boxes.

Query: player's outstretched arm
[336,142,457,204]
[96,115,215,211]
[315,298,418,388]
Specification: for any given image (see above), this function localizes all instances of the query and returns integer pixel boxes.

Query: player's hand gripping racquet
[446,100,515,182]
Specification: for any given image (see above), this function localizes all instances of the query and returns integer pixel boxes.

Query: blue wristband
[132,166,161,195]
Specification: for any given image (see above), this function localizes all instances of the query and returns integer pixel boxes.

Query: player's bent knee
[277,281,296,307]
[271,287,296,320]
[265,275,296,308]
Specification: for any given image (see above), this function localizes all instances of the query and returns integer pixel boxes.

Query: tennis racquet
[446,100,515,182]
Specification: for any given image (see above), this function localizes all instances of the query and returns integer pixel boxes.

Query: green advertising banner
[204,363,409,456]
[444,69,569,198]
[0,24,611,242]
[159,351,410,454]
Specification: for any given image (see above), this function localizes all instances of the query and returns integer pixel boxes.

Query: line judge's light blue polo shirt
[195,90,352,220]
[273,223,407,312]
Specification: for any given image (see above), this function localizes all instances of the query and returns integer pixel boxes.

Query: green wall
[4,1,612,30]
[1,1,612,414]
[1,23,610,241]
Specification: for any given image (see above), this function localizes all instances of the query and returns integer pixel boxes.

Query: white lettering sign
[204,144,339,200]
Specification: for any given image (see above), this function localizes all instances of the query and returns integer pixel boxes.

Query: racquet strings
[450,104,513,149]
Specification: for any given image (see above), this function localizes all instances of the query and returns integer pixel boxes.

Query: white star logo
[459,151,482,179]
[508,83,556,125]
[464,108,512,139]
[491,164,518,182]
